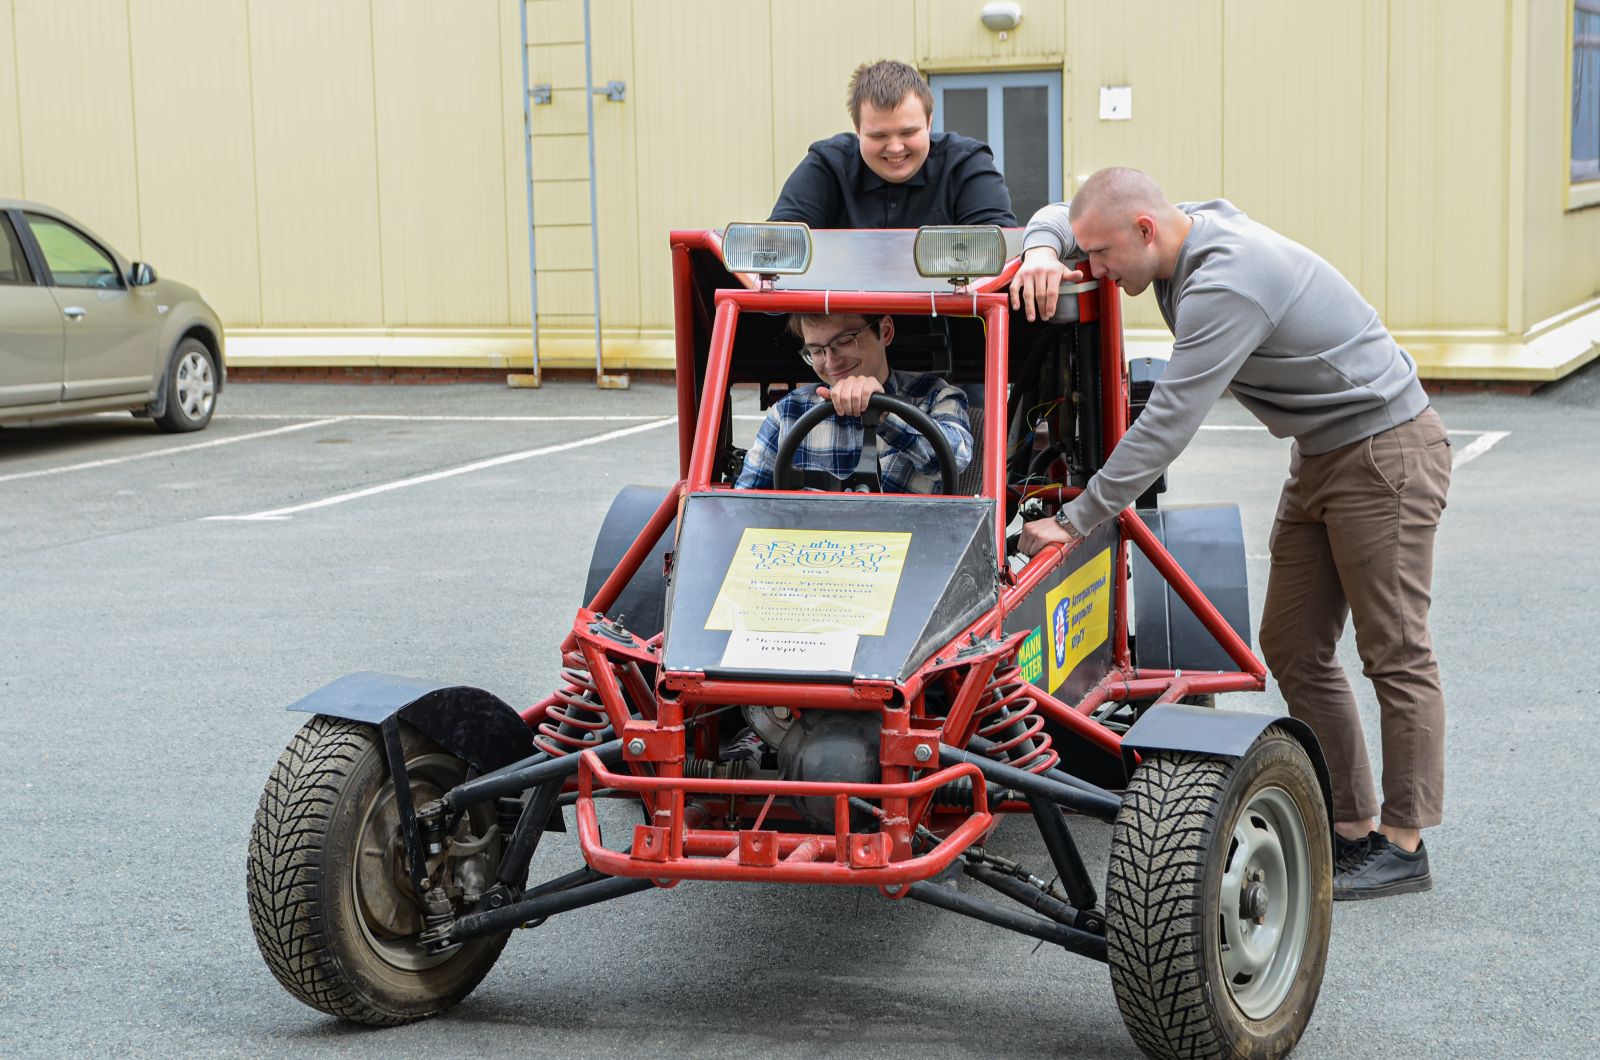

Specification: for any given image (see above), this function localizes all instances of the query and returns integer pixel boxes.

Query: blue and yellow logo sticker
[1045,547,1113,693]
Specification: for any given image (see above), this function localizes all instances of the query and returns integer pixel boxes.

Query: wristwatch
[1053,508,1082,540]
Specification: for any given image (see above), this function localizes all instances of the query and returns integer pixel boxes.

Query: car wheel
[247,716,510,1025]
[1105,728,1332,1059]
[154,338,217,432]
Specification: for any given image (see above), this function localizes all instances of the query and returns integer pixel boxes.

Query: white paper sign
[1099,85,1132,121]
[720,630,859,672]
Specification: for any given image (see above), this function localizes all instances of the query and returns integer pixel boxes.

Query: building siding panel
[1386,0,1507,329]
[128,0,261,326]
[372,0,511,327]
[11,0,142,253]
[0,0,22,194]
[1064,1,1223,329]
[248,0,384,326]
[630,0,773,333]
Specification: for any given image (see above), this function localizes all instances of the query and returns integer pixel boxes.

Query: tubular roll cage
[513,230,1267,895]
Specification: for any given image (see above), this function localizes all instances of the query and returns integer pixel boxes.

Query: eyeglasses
[798,318,881,367]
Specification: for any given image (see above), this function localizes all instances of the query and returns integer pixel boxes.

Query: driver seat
[954,405,985,496]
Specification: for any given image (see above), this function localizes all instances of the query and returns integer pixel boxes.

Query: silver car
[1,199,225,432]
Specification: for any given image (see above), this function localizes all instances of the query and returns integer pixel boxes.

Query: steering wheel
[772,392,960,495]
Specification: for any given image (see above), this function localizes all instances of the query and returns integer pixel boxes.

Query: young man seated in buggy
[734,311,974,494]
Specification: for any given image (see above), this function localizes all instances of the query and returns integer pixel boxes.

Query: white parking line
[0,418,348,485]
[1188,425,1509,466]
[1450,430,1510,467]
[205,417,677,521]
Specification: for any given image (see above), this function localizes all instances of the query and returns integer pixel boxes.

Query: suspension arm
[937,744,1122,823]
[449,873,656,944]
[905,880,1108,962]
[440,739,625,814]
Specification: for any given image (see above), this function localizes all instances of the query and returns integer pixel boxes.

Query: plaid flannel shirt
[735,370,973,493]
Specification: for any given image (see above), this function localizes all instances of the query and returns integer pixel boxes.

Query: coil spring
[970,661,1059,774]
[533,649,613,757]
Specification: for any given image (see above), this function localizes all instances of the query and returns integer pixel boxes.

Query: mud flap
[583,485,675,640]
[286,671,536,774]
[1131,504,1251,672]
[1122,703,1333,827]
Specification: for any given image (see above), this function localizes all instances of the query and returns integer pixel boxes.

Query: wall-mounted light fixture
[980,2,1023,34]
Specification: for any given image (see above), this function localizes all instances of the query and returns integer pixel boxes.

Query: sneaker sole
[1333,873,1433,901]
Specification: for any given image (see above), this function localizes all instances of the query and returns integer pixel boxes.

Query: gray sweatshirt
[1023,199,1430,534]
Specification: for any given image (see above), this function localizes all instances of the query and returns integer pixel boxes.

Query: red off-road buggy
[247,224,1334,1060]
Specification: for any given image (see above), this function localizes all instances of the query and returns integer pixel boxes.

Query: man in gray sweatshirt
[1010,167,1451,901]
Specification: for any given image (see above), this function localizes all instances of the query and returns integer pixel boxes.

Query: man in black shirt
[769,60,1016,229]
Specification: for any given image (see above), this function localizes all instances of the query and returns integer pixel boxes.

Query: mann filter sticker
[706,528,911,637]
[1046,547,1113,693]
[720,630,860,672]
[1016,626,1045,684]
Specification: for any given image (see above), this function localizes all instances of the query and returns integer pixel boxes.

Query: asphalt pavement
[1,369,1596,1059]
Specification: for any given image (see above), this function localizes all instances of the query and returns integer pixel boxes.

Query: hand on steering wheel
[815,375,881,417]
[772,392,960,495]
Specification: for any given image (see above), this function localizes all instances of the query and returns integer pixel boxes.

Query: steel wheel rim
[174,350,214,419]
[1216,785,1310,1019]
[351,752,469,973]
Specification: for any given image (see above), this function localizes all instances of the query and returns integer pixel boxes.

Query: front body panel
[663,492,997,683]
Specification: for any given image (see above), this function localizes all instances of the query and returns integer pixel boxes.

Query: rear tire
[1105,728,1331,1059]
[247,716,509,1025]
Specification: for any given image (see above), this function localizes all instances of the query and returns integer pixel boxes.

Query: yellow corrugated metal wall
[0,0,1594,354]
[1525,0,1600,326]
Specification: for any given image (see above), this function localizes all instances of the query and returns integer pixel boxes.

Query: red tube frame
[531,234,1270,885]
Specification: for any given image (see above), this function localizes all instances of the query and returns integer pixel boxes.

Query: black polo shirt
[769,131,1016,229]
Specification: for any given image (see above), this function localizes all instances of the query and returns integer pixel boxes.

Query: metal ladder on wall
[515,0,629,390]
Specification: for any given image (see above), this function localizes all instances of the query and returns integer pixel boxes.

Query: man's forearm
[1021,201,1076,258]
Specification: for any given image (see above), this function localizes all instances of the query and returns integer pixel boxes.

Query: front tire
[1106,728,1332,1059]
[247,716,510,1025]
[154,338,217,432]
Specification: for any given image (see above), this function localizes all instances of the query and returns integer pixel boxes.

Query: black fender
[1121,703,1333,828]
[582,484,675,640]
[1131,504,1252,672]
[286,671,535,774]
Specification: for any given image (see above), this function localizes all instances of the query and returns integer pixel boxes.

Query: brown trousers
[1259,407,1452,829]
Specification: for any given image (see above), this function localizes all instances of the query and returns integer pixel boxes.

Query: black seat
[955,405,985,496]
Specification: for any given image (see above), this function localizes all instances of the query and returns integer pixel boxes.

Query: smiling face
[1070,207,1161,296]
[855,96,931,185]
[797,314,894,387]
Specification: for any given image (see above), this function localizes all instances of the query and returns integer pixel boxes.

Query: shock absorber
[534,649,613,757]
[969,659,1059,774]
[487,650,617,898]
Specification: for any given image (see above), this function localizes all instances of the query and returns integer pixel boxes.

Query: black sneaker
[1334,832,1374,874]
[1333,833,1432,901]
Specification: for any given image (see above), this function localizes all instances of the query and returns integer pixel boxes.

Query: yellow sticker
[706,528,911,637]
[1045,546,1113,692]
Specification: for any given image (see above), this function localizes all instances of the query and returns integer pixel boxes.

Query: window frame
[21,210,126,290]
[0,211,39,287]
[928,70,1063,223]
[1568,0,1600,210]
